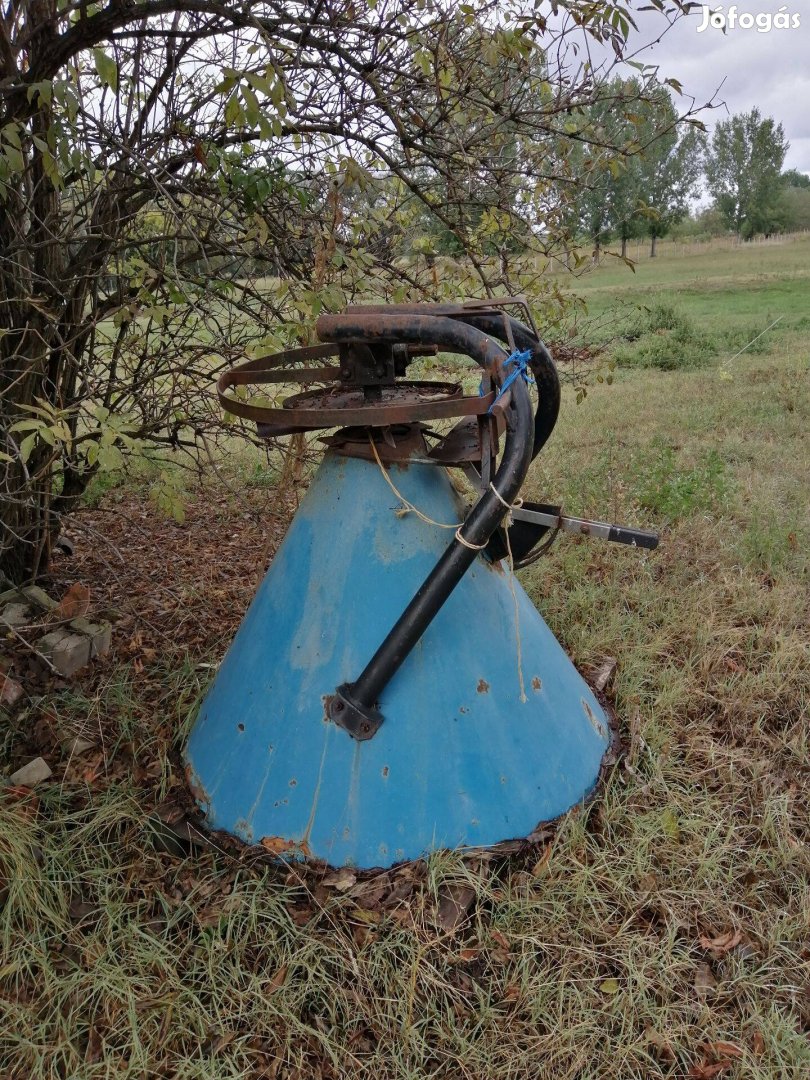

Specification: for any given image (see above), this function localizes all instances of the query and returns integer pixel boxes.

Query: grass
[564,234,810,363]
[2,239,809,1078]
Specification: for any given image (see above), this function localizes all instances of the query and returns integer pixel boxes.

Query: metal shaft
[316,313,535,737]
[351,390,532,707]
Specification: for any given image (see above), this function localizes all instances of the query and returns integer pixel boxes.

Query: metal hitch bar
[510,505,659,550]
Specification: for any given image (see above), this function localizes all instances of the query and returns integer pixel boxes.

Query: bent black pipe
[344,302,561,460]
[344,303,560,565]
[316,312,534,740]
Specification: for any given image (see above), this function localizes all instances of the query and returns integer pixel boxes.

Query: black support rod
[315,312,535,740]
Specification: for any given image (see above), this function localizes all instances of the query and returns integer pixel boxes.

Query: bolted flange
[327,683,383,741]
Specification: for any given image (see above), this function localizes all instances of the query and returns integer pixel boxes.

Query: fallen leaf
[694,962,718,996]
[661,806,681,841]
[592,656,617,692]
[704,1041,743,1059]
[531,845,552,876]
[287,905,314,927]
[695,963,721,993]
[84,1025,103,1064]
[435,883,476,933]
[699,928,742,956]
[687,1060,733,1079]
[750,1030,765,1057]
[2,786,39,818]
[0,672,24,708]
[55,583,90,621]
[490,929,510,951]
[260,836,293,856]
[645,1026,676,1063]
[637,872,658,895]
[352,923,374,948]
[351,907,382,925]
[263,966,288,993]
[322,867,356,892]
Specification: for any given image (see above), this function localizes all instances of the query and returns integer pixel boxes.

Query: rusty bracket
[327,684,383,741]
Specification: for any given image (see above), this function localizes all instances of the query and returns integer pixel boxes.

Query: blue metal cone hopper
[185,451,611,868]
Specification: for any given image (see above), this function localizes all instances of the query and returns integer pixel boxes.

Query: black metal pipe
[349,388,532,709]
[316,313,534,737]
[344,303,561,459]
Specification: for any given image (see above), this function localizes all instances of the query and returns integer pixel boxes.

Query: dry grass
[1,244,809,1078]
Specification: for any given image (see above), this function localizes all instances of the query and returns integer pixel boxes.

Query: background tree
[705,109,789,239]
[567,80,643,262]
[633,87,705,256]
[567,77,705,261]
[780,168,810,189]
[778,169,810,232]
[0,0,702,584]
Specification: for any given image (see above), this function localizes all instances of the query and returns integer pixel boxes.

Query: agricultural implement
[184,299,657,868]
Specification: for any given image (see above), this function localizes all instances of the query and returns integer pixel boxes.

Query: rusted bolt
[334,700,345,713]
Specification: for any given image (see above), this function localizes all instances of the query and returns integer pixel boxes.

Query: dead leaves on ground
[699,927,743,957]
[687,1040,744,1078]
[53,582,91,621]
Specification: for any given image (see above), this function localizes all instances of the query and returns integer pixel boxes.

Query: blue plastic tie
[488,348,534,413]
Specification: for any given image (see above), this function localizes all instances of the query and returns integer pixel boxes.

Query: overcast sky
[625,0,810,176]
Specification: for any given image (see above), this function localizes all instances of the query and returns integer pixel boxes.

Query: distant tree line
[560,99,809,254]
[567,98,804,255]
[412,87,805,259]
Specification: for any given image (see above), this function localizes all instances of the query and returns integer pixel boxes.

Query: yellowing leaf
[661,807,680,841]
[93,49,118,92]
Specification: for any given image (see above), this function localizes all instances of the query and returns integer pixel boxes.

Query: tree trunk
[650,234,657,258]
[621,235,627,259]
[0,99,65,583]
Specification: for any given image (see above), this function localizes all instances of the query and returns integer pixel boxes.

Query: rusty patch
[259,835,312,858]
[477,678,490,694]
[234,818,254,843]
[582,698,607,739]
[185,763,209,806]
[531,676,542,692]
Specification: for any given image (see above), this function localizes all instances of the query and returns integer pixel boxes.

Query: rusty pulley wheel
[217,345,496,433]
[280,381,493,428]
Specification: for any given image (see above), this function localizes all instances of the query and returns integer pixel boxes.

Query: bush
[612,300,718,370]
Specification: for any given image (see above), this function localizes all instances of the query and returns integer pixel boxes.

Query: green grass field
[2,238,808,1078]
